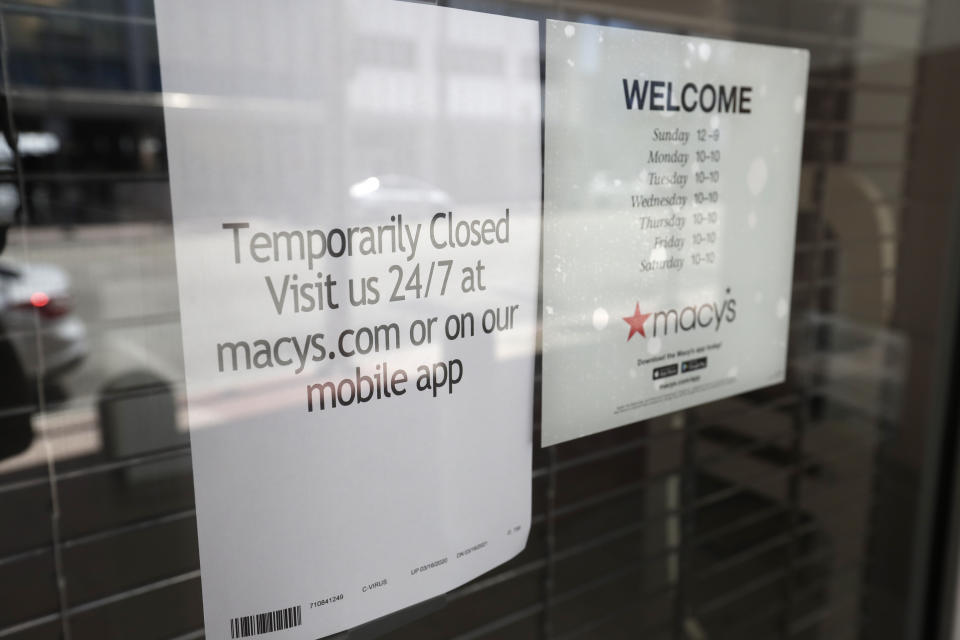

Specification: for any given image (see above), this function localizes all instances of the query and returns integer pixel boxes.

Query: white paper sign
[155,2,541,637]
[541,21,809,446]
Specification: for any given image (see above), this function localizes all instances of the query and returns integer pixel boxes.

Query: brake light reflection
[30,291,50,308]
[17,292,70,318]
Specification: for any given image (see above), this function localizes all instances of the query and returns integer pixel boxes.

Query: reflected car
[0,260,87,380]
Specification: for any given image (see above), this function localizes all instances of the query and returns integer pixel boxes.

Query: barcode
[230,605,302,638]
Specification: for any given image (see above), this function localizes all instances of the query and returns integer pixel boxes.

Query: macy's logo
[623,289,737,341]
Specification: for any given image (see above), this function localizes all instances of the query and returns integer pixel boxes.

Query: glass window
[1,1,959,639]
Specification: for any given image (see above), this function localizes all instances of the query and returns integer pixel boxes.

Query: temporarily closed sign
[156,1,541,637]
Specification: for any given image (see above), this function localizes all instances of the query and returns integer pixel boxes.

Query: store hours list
[635,124,724,273]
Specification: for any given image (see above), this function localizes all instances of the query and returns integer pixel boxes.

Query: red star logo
[623,303,651,341]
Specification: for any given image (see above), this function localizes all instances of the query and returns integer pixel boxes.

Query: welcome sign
[541,21,809,446]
